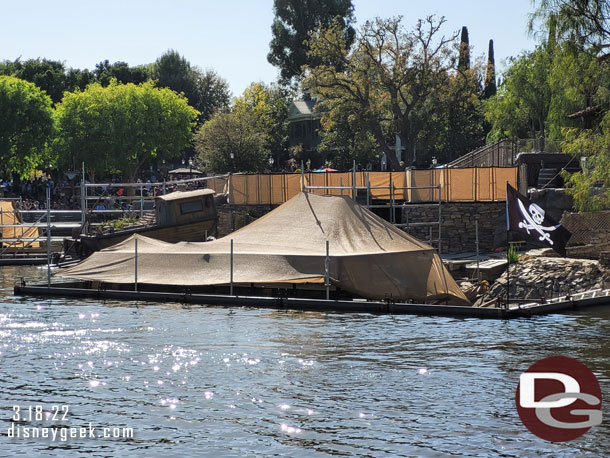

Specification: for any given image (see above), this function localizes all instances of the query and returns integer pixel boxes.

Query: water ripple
[0,266,608,456]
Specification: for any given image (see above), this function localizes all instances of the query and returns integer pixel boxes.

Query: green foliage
[305,16,477,170]
[104,217,138,230]
[530,0,610,51]
[54,80,199,181]
[483,40,497,99]
[94,60,150,86]
[458,26,470,72]
[0,75,55,178]
[268,0,355,85]
[152,50,230,123]
[507,244,521,264]
[485,47,553,144]
[233,82,290,167]
[0,58,94,105]
[194,110,269,173]
[562,112,610,211]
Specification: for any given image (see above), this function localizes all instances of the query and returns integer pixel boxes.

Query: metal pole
[340,177,343,196]
[437,185,442,254]
[325,240,330,300]
[134,238,138,292]
[230,239,234,296]
[81,162,86,227]
[301,161,305,192]
[366,173,371,207]
[352,160,356,200]
[475,218,480,282]
[389,173,394,223]
[46,186,51,287]
[140,184,144,219]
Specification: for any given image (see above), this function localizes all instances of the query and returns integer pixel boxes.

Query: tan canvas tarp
[0,201,40,248]
[60,192,469,305]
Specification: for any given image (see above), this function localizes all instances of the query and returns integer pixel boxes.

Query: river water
[0,266,608,457]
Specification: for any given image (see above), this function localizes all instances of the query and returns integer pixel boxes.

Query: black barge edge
[13,283,610,319]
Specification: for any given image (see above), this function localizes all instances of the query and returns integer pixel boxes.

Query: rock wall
[216,205,276,238]
[401,202,506,253]
[482,256,610,303]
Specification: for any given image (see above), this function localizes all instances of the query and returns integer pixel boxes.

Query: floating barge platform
[13,282,610,319]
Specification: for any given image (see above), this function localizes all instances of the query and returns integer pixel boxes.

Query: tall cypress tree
[484,39,497,99]
[458,26,470,72]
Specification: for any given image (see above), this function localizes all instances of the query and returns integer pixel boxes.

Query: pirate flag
[506,184,571,256]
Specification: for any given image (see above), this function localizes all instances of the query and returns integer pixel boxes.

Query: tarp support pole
[352,160,356,200]
[81,162,86,227]
[134,238,138,292]
[230,239,234,296]
[325,240,330,300]
[437,184,442,254]
[46,185,51,287]
[366,173,370,207]
[340,177,343,196]
[140,184,144,219]
[475,218,480,282]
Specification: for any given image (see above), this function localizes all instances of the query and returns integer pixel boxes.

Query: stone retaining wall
[401,202,506,253]
[217,205,275,238]
[217,201,509,253]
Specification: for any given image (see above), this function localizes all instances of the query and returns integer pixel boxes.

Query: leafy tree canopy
[304,16,468,170]
[0,75,55,178]
[233,82,290,166]
[152,50,230,123]
[268,0,355,86]
[194,110,269,173]
[0,58,94,104]
[54,80,198,181]
[94,60,149,86]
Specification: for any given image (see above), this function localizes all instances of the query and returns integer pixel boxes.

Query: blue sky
[1,0,538,97]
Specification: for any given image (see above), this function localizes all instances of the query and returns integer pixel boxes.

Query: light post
[268,156,274,171]
[431,157,438,168]
[229,152,235,173]
[188,158,193,175]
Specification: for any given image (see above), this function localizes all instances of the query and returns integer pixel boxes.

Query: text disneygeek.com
[6,405,133,441]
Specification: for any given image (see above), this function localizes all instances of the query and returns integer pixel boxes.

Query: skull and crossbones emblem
[517,200,559,245]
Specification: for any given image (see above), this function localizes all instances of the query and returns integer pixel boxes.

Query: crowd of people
[1,173,212,212]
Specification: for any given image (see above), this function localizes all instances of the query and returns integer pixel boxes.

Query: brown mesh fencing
[226,168,518,205]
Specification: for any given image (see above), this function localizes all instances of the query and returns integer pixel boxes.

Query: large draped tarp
[59,192,469,305]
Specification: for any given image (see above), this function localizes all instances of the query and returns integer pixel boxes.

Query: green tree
[485,47,553,148]
[305,16,459,170]
[233,82,290,168]
[483,39,497,99]
[94,60,150,86]
[54,80,198,181]
[458,26,470,72]
[531,0,610,52]
[0,76,54,178]
[562,113,610,211]
[267,0,355,85]
[152,50,230,123]
[0,58,94,105]
[194,110,269,173]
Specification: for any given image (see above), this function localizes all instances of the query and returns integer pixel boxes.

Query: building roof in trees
[567,105,602,119]
[287,99,322,122]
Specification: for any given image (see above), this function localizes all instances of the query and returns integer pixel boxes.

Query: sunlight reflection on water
[0,266,609,456]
